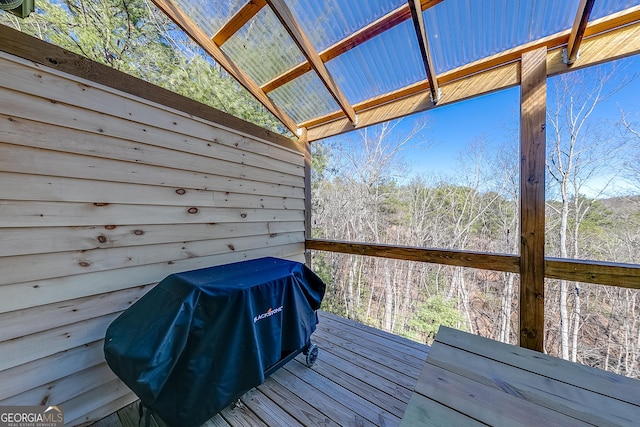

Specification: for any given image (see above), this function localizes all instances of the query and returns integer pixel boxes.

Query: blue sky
[404,87,520,177]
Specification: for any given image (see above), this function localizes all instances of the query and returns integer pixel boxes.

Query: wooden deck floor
[92,311,429,427]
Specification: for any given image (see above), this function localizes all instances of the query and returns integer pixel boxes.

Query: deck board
[401,326,640,427]
[92,311,429,427]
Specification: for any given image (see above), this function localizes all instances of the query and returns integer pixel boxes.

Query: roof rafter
[408,0,439,103]
[260,0,444,94]
[150,0,298,134]
[565,0,596,65]
[306,8,640,141]
[212,0,267,47]
[265,0,357,125]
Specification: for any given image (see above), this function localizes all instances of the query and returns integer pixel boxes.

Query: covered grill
[104,257,326,427]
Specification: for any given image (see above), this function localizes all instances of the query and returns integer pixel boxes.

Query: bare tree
[312,118,428,329]
[546,66,629,361]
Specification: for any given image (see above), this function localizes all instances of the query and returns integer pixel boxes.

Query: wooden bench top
[401,326,640,426]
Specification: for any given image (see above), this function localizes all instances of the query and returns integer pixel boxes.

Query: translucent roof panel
[268,72,340,124]
[591,0,640,20]
[221,6,306,86]
[284,0,405,53]
[325,19,425,105]
[174,0,246,38]
[424,0,581,74]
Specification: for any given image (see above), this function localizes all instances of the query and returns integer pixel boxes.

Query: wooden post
[519,47,546,352]
[300,128,313,267]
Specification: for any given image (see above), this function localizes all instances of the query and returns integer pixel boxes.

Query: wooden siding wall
[0,51,305,426]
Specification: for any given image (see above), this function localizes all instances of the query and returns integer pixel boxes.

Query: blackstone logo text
[0,405,63,427]
[254,306,283,323]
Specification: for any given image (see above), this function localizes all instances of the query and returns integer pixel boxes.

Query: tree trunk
[346,255,357,318]
[383,262,393,332]
[560,280,570,360]
[559,167,571,360]
[571,283,581,363]
[499,272,515,343]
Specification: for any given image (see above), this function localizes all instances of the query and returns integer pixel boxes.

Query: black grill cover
[104,257,325,427]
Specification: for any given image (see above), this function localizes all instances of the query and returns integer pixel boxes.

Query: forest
[2,0,639,379]
[310,69,640,379]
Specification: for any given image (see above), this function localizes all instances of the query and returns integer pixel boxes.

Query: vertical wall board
[0,42,305,425]
[301,129,313,267]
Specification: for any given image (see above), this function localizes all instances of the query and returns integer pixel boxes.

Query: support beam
[300,128,312,267]
[408,0,439,103]
[261,62,312,94]
[519,47,547,352]
[212,0,267,47]
[265,0,357,125]
[261,0,444,94]
[306,8,640,141]
[565,0,596,64]
[150,0,299,134]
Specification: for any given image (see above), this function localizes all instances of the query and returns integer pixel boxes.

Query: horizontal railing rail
[306,239,519,272]
[306,239,640,290]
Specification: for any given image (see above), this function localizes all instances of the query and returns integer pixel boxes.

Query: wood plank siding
[92,311,430,427]
[0,50,306,426]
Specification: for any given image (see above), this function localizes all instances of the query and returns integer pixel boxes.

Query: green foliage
[309,253,346,317]
[575,198,615,234]
[310,143,331,183]
[403,296,465,344]
[0,0,288,135]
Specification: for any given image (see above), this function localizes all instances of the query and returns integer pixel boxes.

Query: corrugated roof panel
[325,19,426,105]
[268,72,340,124]
[284,0,405,53]
[591,0,639,20]
[175,0,246,38]
[221,6,306,86]
[424,0,580,74]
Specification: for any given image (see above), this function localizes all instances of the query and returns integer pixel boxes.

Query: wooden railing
[307,239,640,290]
[306,238,640,351]
[306,239,519,273]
